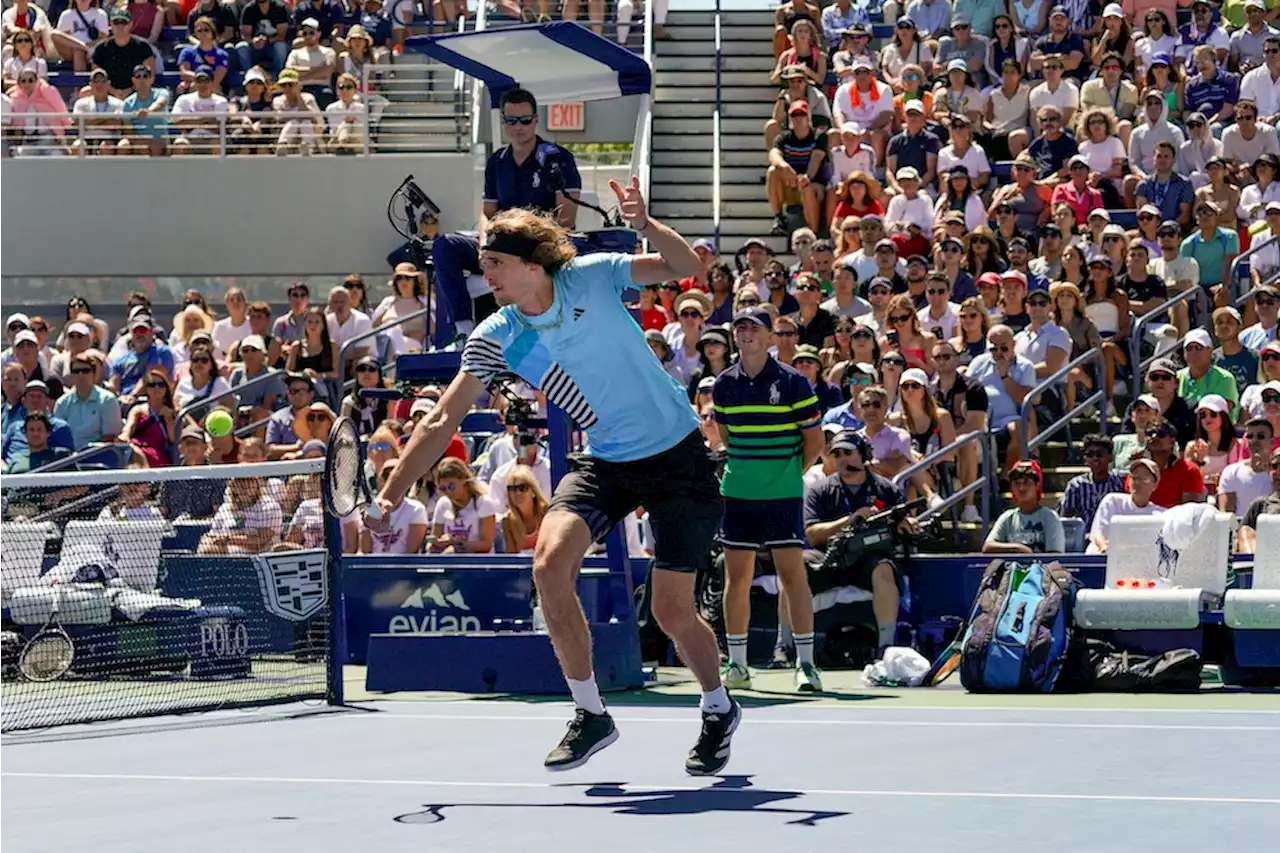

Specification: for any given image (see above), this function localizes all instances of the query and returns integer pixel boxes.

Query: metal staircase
[649,8,783,255]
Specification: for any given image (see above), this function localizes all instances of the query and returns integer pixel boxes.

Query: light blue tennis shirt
[461,253,698,463]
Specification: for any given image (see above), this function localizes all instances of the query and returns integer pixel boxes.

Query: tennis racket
[19,585,74,682]
[322,416,383,521]
[921,638,962,687]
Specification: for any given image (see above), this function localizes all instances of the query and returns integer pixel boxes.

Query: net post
[326,509,348,707]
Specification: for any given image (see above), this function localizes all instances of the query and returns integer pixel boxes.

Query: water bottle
[531,603,547,635]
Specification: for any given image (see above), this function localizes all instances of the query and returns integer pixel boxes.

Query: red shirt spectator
[1147,458,1206,508]
[1051,158,1104,226]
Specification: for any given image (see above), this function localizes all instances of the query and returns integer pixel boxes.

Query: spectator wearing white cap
[53,351,122,450]
[933,57,987,128]
[1241,283,1280,351]
[70,67,124,157]
[1013,285,1071,386]
[1,381,74,466]
[7,329,62,399]
[1179,328,1240,410]
[228,333,283,423]
[1239,30,1280,126]
[832,56,894,164]
[170,65,229,154]
[285,16,337,108]
[1087,457,1164,554]
[884,165,934,231]
[1186,393,1247,490]
[1218,417,1276,515]
[45,320,95,386]
[1253,203,1280,286]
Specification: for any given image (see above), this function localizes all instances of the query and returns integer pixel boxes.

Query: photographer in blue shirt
[432,87,582,346]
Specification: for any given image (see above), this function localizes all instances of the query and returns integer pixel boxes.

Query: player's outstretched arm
[375,371,485,515]
[609,176,701,285]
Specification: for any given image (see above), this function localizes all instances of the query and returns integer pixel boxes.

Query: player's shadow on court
[393,775,847,827]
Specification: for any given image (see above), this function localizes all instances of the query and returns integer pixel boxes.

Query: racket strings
[20,632,74,681]
[326,421,363,516]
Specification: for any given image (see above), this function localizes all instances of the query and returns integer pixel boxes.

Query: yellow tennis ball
[206,409,234,438]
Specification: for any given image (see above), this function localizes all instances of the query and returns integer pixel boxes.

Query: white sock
[793,632,815,666]
[701,684,731,714]
[567,675,605,715]
[726,632,748,668]
[878,623,896,649]
[616,0,633,43]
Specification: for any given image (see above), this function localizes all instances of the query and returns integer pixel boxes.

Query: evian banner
[388,582,482,634]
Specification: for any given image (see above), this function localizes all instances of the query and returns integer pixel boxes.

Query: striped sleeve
[460,334,510,388]
[788,374,822,428]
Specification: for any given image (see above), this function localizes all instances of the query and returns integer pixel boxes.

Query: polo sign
[548,102,585,132]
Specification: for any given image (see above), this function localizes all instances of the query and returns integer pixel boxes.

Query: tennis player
[372,177,740,775]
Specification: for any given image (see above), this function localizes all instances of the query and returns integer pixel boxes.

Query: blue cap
[732,306,773,331]
[194,65,214,79]
[1050,5,1069,16]
[1150,52,1172,67]
[895,15,915,27]
[692,238,716,253]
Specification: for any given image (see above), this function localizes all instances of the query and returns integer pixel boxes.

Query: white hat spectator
[13,330,38,347]
[1139,204,1161,218]
[241,334,267,352]
[852,56,874,72]
[1266,201,1280,215]
[1135,393,1160,410]
[66,321,92,337]
[1196,394,1230,415]
[900,367,930,387]
[410,397,436,418]
[1103,223,1127,238]
[1183,328,1213,349]
[1102,3,1124,17]
[946,58,968,74]
[697,375,717,392]
[244,68,267,85]
[1130,457,1160,479]
[1246,0,1266,8]
[301,16,321,28]
[6,313,30,329]
[896,165,920,180]
[903,100,925,114]
[1088,208,1111,222]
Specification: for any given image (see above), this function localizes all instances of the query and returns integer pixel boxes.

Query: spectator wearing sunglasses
[340,355,388,435]
[178,16,229,94]
[54,352,121,450]
[2,0,56,60]
[1240,285,1280,353]
[1123,358,1197,445]
[1240,32,1280,126]
[265,372,316,458]
[3,30,48,86]
[285,17,336,108]
[1219,418,1276,516]
[1060,433,1127,533]
[968,324,1036,473]
[227,334,281,420]
[91,9,154,96]
[1143,416,1207,507]
[119,63,168,156]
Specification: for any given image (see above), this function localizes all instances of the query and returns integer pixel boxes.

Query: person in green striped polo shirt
[712,306,826,692]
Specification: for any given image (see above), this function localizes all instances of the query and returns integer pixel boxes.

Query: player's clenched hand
[608,175,649,231]
[364,498,394,531]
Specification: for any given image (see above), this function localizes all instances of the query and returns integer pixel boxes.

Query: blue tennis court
[5,685,1279,853]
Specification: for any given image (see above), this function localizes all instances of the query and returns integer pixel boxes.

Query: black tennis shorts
[548,430,722,574]
[720,496,806,551]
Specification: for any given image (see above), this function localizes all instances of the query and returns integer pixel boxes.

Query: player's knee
[871,562,895,591]
[649,584,695,633]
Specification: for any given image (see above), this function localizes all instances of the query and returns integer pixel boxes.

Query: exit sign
[548,101,586,131]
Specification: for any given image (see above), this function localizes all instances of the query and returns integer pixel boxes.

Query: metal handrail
[1129,287,1206,400]
[711,0,723,254]
[174,367,288,435]
[469,1,490,151]
[630,0,655,218]
[1021,348,1105,458]
[892,430,995,540]
[27,441,131,474]
[1231,232,1280,302]
[335,306,432,390]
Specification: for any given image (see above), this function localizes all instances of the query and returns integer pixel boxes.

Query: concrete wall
[0,154,478,278]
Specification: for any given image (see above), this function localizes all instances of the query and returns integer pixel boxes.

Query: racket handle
[358,388,407,400]
[365,500,384,521]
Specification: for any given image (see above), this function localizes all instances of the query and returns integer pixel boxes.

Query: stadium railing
[711,0,723,254]
[1231,232,1280,302]
[335,306,433,390]
[1020,348,1106,459]
[1128,287,1207,401]
[32,442,133,474]
[173,367,290,456]
[892,430,995,537]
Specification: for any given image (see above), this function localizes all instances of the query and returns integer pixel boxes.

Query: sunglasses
[1199,410,1223,419]
[1247,431,1273,441]
[775,330,798,338]
[288,386,312,395]
[852,329,875,339]
[859,400,884,409]
[190,356,212,365]
[680,309,704,318]
[1265,393,1280,403]
[70,367,93,375]
[934,352,954,361]
[1026,298,1051,307]
[869,286,891,295]
[926,288,949,296]
[17,76,35,84]
[1258,296,1278,307]
[438,481,459,492]
[356,364,380,373]
[288,290,308,298]
[507,483,531,494]
[502,114,535,125]
[147,381,167,389]
[795,284,820,292]
[1083,448,1108,458]
[989,344,1012,353]
[307,413,333,423]
[1148,373,1174,382]
[830,447,857,457]
[901,381,925,391]
[338,84,356,90]
[133,71,151,79]
[1158,230,1180,238]
[889,314,912,324]
[882,357,907,367]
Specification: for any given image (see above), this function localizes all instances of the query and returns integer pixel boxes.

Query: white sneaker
[961,505,982,524]
[928,493,945,512]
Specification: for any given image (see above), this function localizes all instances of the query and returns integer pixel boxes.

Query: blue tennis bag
[959,559,1077,693]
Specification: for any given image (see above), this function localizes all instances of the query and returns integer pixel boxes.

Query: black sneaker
[770,215,789,235]
[685,699,741,776]
[544,709,619,771]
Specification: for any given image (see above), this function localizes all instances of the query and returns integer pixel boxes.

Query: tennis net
[1,459,337,732]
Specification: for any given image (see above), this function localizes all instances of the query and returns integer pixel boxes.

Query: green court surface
[345,665,1280,711]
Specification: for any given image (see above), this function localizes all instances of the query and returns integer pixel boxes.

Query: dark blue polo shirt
[482,137,583,214]
[886,128,941,177]
[1185,69,1241,119]
[803,471,905,528]
[1033,33,1089,81]
[1029,132,1078,180]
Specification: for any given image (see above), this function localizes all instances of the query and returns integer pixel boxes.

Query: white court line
[355,698,1280,716]
[356,713,1280,733]
[4,772,1278,807]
